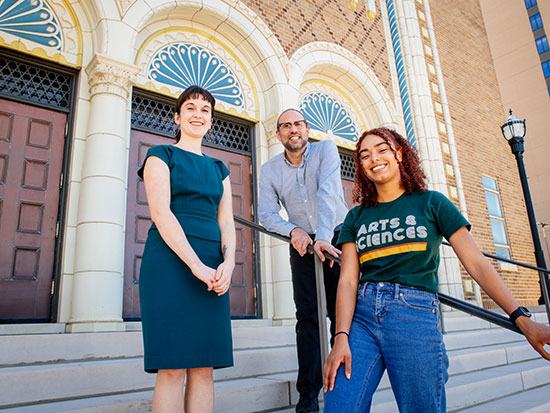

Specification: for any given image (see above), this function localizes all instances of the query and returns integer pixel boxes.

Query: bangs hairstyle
[352,127,427,207]
[174,85,216,142]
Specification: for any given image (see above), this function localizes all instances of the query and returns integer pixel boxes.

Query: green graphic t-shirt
[338,191,471,293]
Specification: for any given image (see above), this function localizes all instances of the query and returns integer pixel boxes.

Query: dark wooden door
[123,130,165,319]
[124,129,256,318]
[342,178,355,209]
[203,146,255,317]
[0,98,66,321]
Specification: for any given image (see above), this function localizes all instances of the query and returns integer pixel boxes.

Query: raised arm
[324,242,360,392]
[449,227,550,360]
[212,177,236,296]
[143,156,215,290]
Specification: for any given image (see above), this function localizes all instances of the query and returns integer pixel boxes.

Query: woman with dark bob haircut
[138,85,235,412]
[323,127,550,412]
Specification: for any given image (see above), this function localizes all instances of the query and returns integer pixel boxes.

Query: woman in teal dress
[138,86,235,412]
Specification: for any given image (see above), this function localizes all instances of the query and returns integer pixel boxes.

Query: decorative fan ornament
[300,92,359,142]
[148,43,244,108]
[0,0,62,49]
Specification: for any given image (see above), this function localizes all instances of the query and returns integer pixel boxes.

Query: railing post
[538,270,550,326]
[314,254,330,368]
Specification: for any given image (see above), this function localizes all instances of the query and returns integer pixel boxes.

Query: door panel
[0,99,66,320]
[342,178,355,209]
[124,129,256,318]
[203,146,255,317]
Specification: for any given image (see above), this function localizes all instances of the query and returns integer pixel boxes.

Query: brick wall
[429,0,540,306]
[241,0,393,94]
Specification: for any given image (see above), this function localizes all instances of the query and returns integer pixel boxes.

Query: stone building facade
[0,0,541,329]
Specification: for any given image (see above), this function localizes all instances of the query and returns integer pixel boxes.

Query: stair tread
[0,325,297,367]
[0,348,299,407]
[458,384,550,412]
[1,375,297,413]
[443,328,523,351]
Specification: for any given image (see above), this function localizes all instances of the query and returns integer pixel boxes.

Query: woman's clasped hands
[192,261,233,296]
[213,260,234,296]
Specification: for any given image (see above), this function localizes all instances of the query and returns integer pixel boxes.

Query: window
[482,177,511,260]
[530,13,543,31]
[542,61,550,78]
[536,36,549,54]
[525,0,537,8]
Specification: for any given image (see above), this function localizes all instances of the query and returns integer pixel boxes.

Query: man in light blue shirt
[259,108,348,412]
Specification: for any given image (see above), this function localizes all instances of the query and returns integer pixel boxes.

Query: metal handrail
[441,241,550,274]
[234,215,526,335]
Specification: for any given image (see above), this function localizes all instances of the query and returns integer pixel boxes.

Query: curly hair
[352,127,427,206]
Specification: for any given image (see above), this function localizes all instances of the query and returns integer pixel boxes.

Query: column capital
[262,115,280,147]
[85,53,140,99]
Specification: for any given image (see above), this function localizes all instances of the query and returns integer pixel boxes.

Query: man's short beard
[283,136,307,153]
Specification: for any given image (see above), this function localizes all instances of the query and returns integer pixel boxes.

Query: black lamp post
[501,109,550,317]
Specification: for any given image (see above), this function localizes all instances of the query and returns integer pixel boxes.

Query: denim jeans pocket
[399,291,438,312]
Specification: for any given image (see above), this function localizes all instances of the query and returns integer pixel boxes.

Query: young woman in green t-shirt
[323,127,550,412]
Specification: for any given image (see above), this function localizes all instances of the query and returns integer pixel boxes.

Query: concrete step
[2,374,297,413]
[370,358,550,412]
[0,325,296,367]
[442,310,548,333]
[0,344,298,408]
[0,358,154,408]
[443,327,523,351]
[459,384,550,412]
[5,327,540,409]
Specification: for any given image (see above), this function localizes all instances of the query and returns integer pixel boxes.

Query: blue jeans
[324,282,448,413]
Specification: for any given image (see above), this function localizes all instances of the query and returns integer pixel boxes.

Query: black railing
[235,216,549,336]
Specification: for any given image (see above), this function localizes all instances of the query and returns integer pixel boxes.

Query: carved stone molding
[115,0,137,18]
[86,54,141,99]
[262,114,279,146]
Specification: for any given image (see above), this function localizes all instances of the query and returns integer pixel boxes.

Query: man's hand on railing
[290,227,313,256]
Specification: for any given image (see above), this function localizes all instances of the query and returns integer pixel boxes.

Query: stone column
[66,54,140,333]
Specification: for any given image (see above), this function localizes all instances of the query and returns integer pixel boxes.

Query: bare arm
[324,242,360,392]
[143,156,215,289]
[212,177,236,296]
[450,227,550,360]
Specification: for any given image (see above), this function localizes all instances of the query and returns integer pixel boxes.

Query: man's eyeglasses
[277,120,308,130]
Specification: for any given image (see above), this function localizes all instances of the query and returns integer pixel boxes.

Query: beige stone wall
[429,0,540,306]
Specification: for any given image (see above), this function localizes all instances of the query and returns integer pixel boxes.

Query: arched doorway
[123,89,258,319]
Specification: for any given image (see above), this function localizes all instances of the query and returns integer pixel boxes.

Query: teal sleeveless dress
[138,145,233,372]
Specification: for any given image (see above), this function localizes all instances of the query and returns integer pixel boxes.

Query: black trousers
[289,231,340,397]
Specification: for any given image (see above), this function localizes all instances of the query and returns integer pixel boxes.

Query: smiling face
[174,97,213,140]
[276,109,310,154]
[358,133,403,189]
